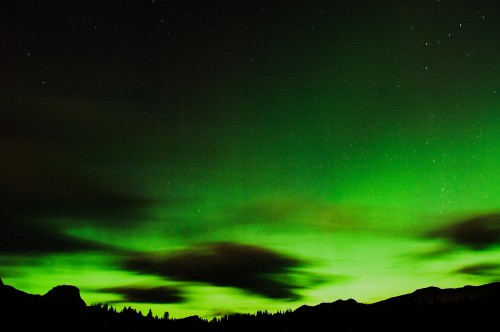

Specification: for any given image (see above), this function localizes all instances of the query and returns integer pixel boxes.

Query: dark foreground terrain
[1,277,499,331]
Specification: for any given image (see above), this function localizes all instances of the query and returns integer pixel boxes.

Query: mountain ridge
[1,277,499,331]
[372,281,500,307]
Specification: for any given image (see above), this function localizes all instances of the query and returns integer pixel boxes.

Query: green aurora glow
[1,0,499,319]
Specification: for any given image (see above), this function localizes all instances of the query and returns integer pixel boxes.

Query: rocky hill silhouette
[289,282,499,332]
[1,277,499,331]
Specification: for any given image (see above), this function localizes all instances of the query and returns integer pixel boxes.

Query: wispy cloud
[1,104,158,256]
[454,262,500,278]
[0,216,112,255]
[99,285,185,304]
[226,198,362,231]
[426,213,500,250]
[123,242,307,300]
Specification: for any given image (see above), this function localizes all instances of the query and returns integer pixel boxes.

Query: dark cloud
[427,213,500,250]
[5,184,154,227]
[99,285,184,304]
[0,164,154,255]
[400,244,458,262]
[226,198,361,232]
[1,136,155,226]
[0,217,109,255]
[231,199,305,224]
[455,263,500,278]
[1,105,159,256]
[123,242,305,300]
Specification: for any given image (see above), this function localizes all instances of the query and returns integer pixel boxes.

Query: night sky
[1,0,499,319]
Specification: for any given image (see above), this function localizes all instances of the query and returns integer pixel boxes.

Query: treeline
[82,304,297,332]
[2,285,499,332]
[74,297,499,332]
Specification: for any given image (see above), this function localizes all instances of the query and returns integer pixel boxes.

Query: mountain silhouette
[294,298,364,315]
[1,277,499,331]
[288,282,499,332]
[0,277,86,309]
[372,282,500,308]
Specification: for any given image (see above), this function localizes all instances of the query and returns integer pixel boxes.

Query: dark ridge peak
[44,284,82,298]
[294,303,313,311]
[179,315,202,321]
[333,298,357,304]
[412,286,441,294]
[294,298,363,315]
[0,278,3,286]
[43,284,86,308]
[322,298,360,308]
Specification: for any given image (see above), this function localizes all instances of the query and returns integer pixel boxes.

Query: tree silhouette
[147,308,153,319]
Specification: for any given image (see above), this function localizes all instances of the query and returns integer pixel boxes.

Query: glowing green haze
[1,0,499,319]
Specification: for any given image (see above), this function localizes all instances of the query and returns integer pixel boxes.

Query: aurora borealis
[1,0,499,319]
